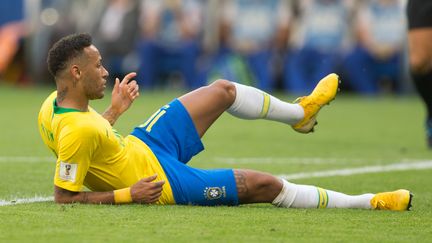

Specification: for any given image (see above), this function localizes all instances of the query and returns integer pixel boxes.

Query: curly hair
[47,33,92,77]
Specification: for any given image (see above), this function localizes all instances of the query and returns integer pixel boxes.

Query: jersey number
[138,105,169,132]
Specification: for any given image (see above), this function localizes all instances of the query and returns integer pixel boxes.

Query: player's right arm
[54,174,165,204]
[102,72,139,126]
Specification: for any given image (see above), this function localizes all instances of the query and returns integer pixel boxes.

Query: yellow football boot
[370,189,413,211]
[292,73,340,133]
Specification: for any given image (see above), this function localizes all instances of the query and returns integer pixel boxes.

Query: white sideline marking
[0,196,53,206]
[1,156,365,164]
[0,156,54,163]
[278,160,432,180]
[213,157,368,165]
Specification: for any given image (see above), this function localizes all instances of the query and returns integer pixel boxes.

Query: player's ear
[71,65,81,79]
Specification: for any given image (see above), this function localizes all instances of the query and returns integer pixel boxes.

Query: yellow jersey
[37,91,174,204]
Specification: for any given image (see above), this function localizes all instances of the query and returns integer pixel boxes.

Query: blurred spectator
[344,0,407,94]
[208,0,292,91]
[285,0,355,94]
[137,0,203,89]
[92,0,140,83]
[0,0,26,83]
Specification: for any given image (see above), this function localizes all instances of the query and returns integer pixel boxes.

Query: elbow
[54,186,79,204]
[54,194,73,204]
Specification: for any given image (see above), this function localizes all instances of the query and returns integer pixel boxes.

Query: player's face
[81,45,109,100]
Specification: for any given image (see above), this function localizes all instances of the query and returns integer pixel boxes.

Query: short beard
[86,89,104,100]
[89,92,104,100]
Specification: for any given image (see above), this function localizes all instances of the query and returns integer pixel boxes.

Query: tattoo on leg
[57,87,68,103]
[235,170,249,195]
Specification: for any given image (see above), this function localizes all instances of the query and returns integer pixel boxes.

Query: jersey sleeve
[54,122,98,192]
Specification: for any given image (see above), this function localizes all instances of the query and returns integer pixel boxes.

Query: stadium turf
[1,84,431,242]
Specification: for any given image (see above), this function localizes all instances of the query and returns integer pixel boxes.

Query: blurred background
[0,0,411,95]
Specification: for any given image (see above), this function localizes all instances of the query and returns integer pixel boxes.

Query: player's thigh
[162,159,239,206]
[178,79,236,138]
[407,0,432,72]
[408,29,432,72]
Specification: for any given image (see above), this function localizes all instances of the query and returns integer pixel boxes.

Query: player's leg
[407,0,432,148]
[179,73,340,137]
[235,169,373,208]
[408,29,432,74]
[178,79,305,137]
[408,29,432,147]
[234,169,412,211]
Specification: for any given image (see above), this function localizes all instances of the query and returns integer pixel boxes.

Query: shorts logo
[203,186,226,200]
[59,161,77,182]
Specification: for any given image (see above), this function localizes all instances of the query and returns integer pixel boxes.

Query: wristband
[114,187,132,204]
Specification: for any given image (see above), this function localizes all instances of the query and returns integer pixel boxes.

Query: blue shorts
[131,99,239,206]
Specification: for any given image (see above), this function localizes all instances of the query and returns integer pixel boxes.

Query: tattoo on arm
[55,186,79,203]
[102,109,117,126]
[55,186,115,204]
[82,192,89,203]
[234,170,249,195]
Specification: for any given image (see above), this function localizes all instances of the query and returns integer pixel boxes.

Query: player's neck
[57,98,89,112]
[56,85,89,112]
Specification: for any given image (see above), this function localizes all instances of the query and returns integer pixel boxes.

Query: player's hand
[111,72,140,115]
[130,174,165,204]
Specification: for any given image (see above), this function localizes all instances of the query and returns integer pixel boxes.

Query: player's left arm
[102,72,140,126]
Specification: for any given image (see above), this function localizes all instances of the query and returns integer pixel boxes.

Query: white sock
[227,82,304,125]
[272,179,374,209]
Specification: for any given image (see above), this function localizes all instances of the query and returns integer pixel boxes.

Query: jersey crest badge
[203,186,226,200]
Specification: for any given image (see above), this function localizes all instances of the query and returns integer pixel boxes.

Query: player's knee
[409,52,432,73]
[209,79,236,103]
[250,172,281,195]
[235,170,282,203]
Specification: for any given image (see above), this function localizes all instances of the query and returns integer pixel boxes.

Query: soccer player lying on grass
[38,33,412,211]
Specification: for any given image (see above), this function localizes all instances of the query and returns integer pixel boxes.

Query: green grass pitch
[0,84,431,242]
